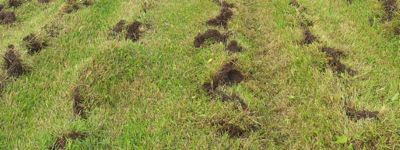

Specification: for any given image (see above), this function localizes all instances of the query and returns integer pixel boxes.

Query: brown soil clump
[207,7,234,28]
[203,60,244,92]
[346,107,379,121]
[321,47,357,76]
[381,0,398,21]
[302,28,318,45]
[290,0,300,8]
[112,20,127,34]
[194,29,228,48]
[8,0,22,8]
[0,4,4,11]
[0,11,16,24]
[62,1,80,14]
[72,86,86,118]
[212,119,259,138]
[83,0,94,6]
[226,40,243,52]
[23,34,47,55]
[72,87,86,118]
[3,45,29,77]
[126,21,143,42]
[49,131,87,150]
[38,0,51,3]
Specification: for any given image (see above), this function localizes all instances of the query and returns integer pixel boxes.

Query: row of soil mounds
[111,20,146,42]
[62,0,94,14]
[199,1,258,138]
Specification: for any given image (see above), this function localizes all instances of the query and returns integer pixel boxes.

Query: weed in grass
[346,107,379,121]
[194,29,228,48]
[207,6,234,28]
[8,0,22,8]
[226,40,243,52]
[3,45,29,78]
[380,0,398,21]
[0,11,16,24]
[302,28,318,45]
[23,34,47,55]
[126,21,143,42]
[49,131,87,150]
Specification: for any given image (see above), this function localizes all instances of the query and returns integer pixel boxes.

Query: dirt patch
[49,131,87,150]
[194,29,228,48]
[380,0,398,21]
[8,0,22,8]
[0,11,16,24]
[302,28,318,45]
[126,21,143,42]
[38,0,51,3]
[212,118,259,138]
[207,7,234,28]
[0,4,4,11]
[23,34,47,55]
[83,0,94,6]
[62,1,80,14]
[112,20,127,34]
[3,45,29,78]
[226,40,243,52]
[72,86,86,118]
[321,47,357,76]
[203,60,244,92]
[346,107,379,121]
[289,0,300,8]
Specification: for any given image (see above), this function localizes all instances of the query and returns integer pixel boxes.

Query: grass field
[0,0,400,149]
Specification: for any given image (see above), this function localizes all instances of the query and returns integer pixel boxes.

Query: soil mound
[126,21,143,42]
[3,45,29,77]
[346,107,379,121]
[0,11,16,24]
[194,29,228,48]
[49,131,87,150]
[226,40,243,52]
[207,7,234,28]
[23,34,47,55]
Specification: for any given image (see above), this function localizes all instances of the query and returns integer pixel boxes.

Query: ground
[0,0,400,149]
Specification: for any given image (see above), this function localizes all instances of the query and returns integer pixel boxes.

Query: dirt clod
[49,131,87,150]
[112,20,127,34]
[0,11,16,24]
[381,0,398,21]
[3,45,29,77]
[346,107,379,121]
[38,0,51,3]
[226,40,243,52]
[72,86,86,118]
[8,0,22,8]
[0,4,4,11]
[290,0,300,8]
[126,21,143,42]
[23,34,47,55]
[207,6,234,28]
[194,29,228,48]
[321,47,356,76]
[203,60,244,92]
[302,28,318,45]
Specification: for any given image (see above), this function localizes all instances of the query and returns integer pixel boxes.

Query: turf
[0,0,399,149]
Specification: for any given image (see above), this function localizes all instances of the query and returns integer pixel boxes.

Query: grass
[0,0,400,149]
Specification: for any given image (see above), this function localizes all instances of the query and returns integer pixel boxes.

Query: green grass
[0,0,400,149]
